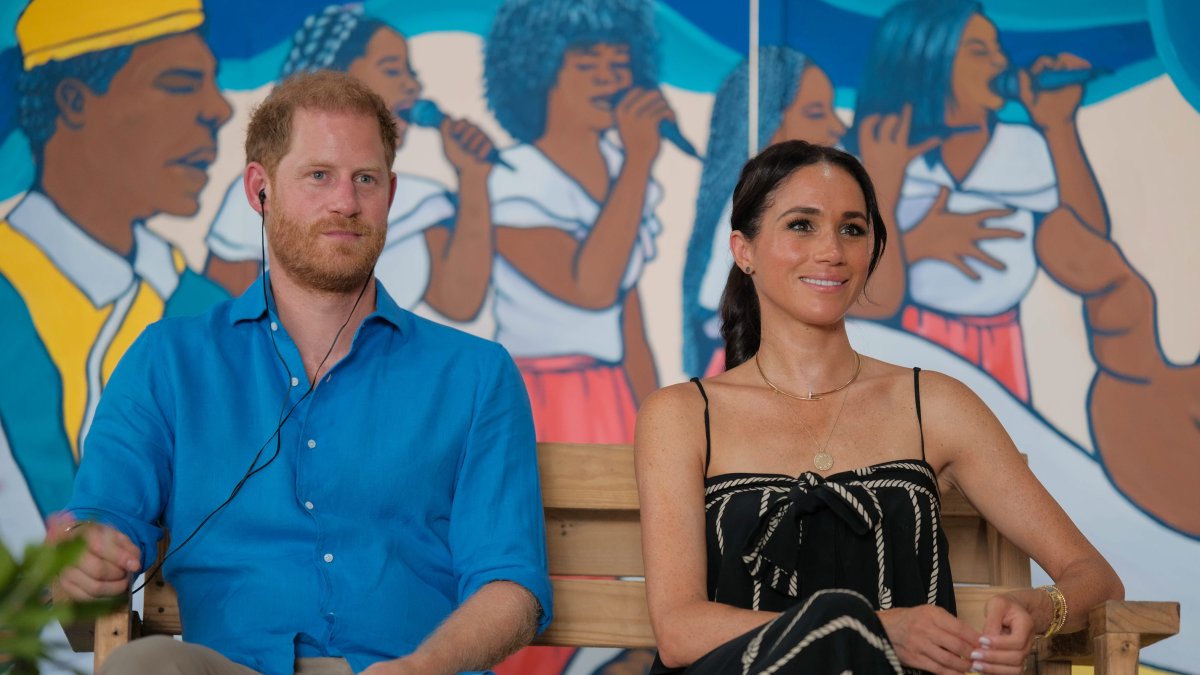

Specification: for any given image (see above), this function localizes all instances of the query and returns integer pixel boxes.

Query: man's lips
[322,229,364,240]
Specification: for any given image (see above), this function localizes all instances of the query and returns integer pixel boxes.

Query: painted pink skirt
[514,354,637,444]
[902,305,1030,402]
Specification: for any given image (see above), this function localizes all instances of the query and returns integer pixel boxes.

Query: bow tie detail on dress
[741,474,882,597]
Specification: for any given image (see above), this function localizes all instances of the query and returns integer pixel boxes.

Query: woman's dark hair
[720,140,888,370]
[848,0,982,157]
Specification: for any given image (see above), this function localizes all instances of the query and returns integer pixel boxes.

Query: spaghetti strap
[913,367,925,461]
[690,377,712,474]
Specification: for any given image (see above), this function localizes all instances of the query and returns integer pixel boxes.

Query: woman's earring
[744,265,753,275]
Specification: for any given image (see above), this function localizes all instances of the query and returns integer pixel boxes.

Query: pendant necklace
[756,350,860,471]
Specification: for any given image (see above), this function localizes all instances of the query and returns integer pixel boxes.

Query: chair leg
[93,601,133,672]
[1093,632,1140,675]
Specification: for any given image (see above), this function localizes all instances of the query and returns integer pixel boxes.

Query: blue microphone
[612,89,702,160]
[990,67,1106,100]
[660,118,702,160]
[400,100,514,170]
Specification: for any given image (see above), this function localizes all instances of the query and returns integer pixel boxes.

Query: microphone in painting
[399,99,515,170]
[612,89,703,160]
[660,117,702,160]
[991,66,1106,100]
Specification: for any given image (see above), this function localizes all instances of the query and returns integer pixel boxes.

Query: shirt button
[270,321,278,331]
[305,501,314,510]
[291,377,299,387]
[307,439,317,449]
[323,553,334,563]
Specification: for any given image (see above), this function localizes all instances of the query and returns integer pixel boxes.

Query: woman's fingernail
[971,650,984,660]
[973,662,985,673]
[979,636,992,647]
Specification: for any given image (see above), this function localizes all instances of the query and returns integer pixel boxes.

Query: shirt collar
[231,273,410,334]
[7,191,179,306]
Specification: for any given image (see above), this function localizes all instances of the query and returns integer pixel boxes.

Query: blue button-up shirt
[67,278,551,674]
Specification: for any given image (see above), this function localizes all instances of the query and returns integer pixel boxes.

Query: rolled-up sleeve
[449,344,552,631]
[67,325,172,571]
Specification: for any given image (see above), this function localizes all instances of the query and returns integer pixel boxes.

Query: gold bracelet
[1038,585,1068,639]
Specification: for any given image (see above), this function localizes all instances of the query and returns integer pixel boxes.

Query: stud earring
[744,265,753,275]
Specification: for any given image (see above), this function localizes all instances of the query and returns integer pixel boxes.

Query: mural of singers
[204,3,498,321]
[852,0,1112,403]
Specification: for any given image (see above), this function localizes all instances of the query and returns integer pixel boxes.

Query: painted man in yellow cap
[0,0,232,524]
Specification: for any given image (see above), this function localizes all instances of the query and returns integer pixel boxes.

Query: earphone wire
[131,193,371,593]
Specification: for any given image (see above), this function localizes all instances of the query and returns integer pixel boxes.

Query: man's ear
[245,162,270,215]
[54,78,89,130]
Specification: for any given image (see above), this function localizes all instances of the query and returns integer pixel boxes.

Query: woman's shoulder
[856,357,984,409]
[640,379,709,418]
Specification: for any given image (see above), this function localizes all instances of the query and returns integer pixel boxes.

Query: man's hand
[46,513,140,601]
[904,187,1021,279]
[879,604,981,675]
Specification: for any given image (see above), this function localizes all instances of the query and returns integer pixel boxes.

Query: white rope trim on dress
[746,589,903,675]
[706,485,790,510]
[707,475,796,494]
[715,494,731,554]
[752,489,770,611]
[866,488,893,609]
[928,492,942,605]
[757,615,903,675]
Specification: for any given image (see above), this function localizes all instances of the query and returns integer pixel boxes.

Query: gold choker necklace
[755,350,861,402]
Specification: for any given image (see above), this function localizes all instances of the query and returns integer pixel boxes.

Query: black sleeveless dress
[650,369,956,675]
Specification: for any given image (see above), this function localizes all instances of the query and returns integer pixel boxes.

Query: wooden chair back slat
[545,510,644,577]
[534,579,656,648]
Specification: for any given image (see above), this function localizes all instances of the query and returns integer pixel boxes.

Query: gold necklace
[755,350,861,401]
[756,350,860,471]
[802,388,850,471]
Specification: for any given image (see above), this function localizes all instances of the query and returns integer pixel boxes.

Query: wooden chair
[67,442,1179,673]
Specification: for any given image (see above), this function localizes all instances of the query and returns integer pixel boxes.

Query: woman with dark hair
[483,0,669,445]
[683,45,936,379]
[852,0,1109,402]
[204,4,497,322]
[637,140,1122,673]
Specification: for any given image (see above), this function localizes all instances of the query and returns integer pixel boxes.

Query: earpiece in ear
[258,190,266,205]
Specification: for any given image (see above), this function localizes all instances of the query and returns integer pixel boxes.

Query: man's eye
[312,171,326,180]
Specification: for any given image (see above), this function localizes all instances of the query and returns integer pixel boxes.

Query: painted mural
[0,0,1196,673]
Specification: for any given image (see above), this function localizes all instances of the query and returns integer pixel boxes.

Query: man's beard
[268,210,386,293]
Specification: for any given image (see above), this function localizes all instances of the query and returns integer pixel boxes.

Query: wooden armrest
[1038,600,1180,662]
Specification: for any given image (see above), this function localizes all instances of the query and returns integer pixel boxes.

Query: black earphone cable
[131,191,370,593]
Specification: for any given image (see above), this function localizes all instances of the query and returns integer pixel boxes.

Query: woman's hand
[1020,53,1091,131]
[857,103,943,200]
[903,186,1020,278]
[440,117,495,178]
[973,594,1036,674]
[615,87,673,165]
[878,605,980,675]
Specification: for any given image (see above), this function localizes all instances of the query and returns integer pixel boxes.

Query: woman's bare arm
[635,384,779,667]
